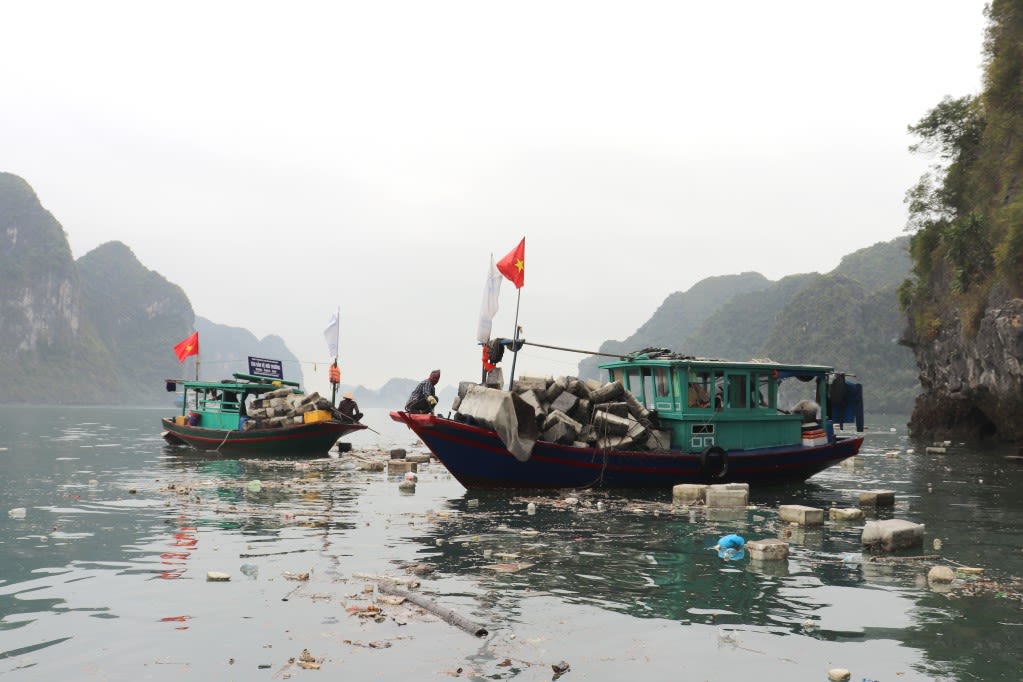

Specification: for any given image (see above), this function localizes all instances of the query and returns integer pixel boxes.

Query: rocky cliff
[900,5,1023,443]
[902,280,1023,442]
[76,241,196,403]
[0,173,94,402]
[0,173,80,362]
[0,172,301,405]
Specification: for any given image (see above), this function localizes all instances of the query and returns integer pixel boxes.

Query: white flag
[324,310,339,358]
[476,255,503,343]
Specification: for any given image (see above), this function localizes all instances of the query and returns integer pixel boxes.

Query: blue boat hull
[391,411,863,489]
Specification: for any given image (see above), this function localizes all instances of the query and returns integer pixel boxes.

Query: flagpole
[507,288,522,391]
[331,304,340,407]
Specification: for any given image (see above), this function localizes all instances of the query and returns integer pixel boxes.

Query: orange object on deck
[482,345,496,372]
[329,365,341,384]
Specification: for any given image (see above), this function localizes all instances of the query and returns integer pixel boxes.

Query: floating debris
[714,534,746,561]
[483,562,535,573]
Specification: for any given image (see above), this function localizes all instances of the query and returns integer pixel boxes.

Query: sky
[1,1,990,397]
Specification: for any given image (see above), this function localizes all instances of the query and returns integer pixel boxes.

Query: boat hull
[161,418,364,456]
[391,411,863,489]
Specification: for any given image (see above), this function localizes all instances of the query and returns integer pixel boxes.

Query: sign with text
[248,356,283,380]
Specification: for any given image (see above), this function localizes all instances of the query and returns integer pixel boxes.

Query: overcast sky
[1,1,989,396]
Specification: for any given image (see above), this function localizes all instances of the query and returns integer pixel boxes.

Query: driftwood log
[377,582,488,638]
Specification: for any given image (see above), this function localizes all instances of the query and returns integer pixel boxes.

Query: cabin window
[687,371,711,409]
[221,391,241,412]
[611,368,625,385]
[654,368,670,398]
[728,375,748,409]
[751,373,771,408]
[200,389,221,411]
[713,371,725,409]
[625,368,644,402]
[642,372,656,409]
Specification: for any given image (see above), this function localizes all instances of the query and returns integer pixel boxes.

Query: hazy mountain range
[1,171,915,413]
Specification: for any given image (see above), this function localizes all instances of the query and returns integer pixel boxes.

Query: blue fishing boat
[392,350,864,489]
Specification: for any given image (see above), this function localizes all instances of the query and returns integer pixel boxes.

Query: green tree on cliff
[903,1,1023,327]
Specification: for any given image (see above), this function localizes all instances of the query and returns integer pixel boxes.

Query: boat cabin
[167,373,302,430]
[599,351,836,453]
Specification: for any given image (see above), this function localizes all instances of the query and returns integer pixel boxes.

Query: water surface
[1,407,1021,681]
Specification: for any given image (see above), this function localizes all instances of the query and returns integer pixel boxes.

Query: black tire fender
[700,445,728,479]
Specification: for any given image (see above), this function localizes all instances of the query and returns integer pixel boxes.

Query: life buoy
[700,445,728,479]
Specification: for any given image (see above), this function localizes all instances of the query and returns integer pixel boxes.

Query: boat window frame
[197,386,243,415]
[726,373,749,409]
[750,371,774,409]
[685,369,713,411]
[624,367,644,404]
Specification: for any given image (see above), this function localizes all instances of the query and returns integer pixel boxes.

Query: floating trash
[713,534,746,561]
[8,507,26,519]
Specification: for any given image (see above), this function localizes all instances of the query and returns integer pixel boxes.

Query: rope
[214,429,232,452]
[522,340,627,359]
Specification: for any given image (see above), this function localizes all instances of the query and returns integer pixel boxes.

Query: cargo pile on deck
[242,389,333,430]
[453,375,669,450]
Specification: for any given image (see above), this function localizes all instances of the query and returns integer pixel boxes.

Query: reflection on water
[1,407,1022,680]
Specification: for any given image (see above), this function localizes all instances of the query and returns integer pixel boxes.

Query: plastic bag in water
[714,534,746,560]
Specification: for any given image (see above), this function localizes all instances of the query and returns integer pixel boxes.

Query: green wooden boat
[162,373,365,456]
[393,350,864,488]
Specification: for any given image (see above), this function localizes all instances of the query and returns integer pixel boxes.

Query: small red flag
[496,238,525,289]
[173,332,199,363]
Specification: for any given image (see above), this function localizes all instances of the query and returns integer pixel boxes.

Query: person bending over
[405,369,440,413]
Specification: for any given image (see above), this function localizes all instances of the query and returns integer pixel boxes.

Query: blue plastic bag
[714,534,746,560]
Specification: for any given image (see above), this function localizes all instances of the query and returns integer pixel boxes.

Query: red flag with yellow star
[173,332,199,363]
[496,238,525,289]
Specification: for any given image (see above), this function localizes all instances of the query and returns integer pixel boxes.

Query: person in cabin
[687,381,710,408]
[405,369,441,413]
[337,391,363,422]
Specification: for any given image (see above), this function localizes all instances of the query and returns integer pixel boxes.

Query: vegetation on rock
[901,1,1023,442]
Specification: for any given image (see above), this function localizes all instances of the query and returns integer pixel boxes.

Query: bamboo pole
[507,288,521,391]
[377,582,488,638]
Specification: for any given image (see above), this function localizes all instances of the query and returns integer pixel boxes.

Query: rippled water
[1,406,1021,681]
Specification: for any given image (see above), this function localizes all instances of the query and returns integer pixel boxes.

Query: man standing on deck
[405,369,440,413]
